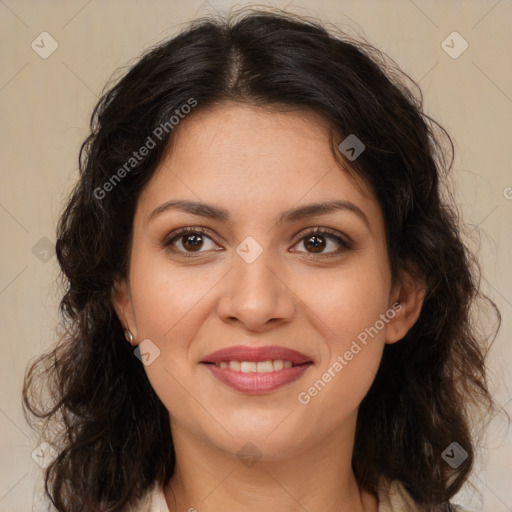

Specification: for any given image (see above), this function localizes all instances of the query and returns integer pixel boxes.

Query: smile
[201,345,313,394]
[214,360,294,372]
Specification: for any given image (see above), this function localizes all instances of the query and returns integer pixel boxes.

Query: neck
[164,410,378,512]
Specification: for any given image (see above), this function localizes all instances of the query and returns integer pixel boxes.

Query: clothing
[376,479,423,511]
[129,479,469,511]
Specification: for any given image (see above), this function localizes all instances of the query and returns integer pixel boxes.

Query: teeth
[229,361,241,371]
[257,360,274,372]
[273,359,284,371]
[216,359,296,372]
[241,361,257,373]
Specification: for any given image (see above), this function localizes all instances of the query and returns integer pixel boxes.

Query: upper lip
[201,345,312,364]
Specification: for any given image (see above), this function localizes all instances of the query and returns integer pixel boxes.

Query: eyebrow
[147,199,370,230]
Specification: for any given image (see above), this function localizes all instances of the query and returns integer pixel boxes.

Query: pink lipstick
[201,345,313,394]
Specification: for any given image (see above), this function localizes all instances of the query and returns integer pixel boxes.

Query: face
[113,103,422,461]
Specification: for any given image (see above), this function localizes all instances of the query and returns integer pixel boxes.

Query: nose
[216,251,296,332]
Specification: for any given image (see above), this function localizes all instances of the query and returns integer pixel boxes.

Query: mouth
[209,359,299,372]
[200,345,313,394]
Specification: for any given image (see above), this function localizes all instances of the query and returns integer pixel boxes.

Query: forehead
[137,103,381,228]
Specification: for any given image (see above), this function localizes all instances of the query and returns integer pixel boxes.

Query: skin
[113,103,424,512]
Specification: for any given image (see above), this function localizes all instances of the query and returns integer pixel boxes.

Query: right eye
[163,227,223,257]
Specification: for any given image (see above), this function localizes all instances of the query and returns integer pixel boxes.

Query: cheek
[296,262,391,346]
[128,253,219,425]
[129,250,217,339]
[293,261,391,399]
[293,272,390,432]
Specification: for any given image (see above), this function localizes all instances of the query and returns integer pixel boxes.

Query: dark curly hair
[23,8,500,512]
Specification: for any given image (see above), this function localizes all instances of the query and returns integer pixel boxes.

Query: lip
[201,345,313,394]
[201,345,312,365]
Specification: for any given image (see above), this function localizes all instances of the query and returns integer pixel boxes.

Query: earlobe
[385,271,426,344]
[111,278,138,340]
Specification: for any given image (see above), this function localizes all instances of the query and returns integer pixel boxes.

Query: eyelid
[288,227,353,260]
[162,226,218,246]
[291,226,352,247]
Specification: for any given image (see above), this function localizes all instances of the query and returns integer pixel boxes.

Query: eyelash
[163,226,352,259]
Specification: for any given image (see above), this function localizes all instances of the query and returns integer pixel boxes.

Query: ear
[385,269,425,344]
[111,277,138,341]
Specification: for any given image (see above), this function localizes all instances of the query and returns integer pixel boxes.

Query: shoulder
[377,478,472,512]
[126,478,472,512]
[377,478,423,511]
[123,482,170,512]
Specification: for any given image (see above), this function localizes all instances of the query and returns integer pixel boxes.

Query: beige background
[1,1,511,510]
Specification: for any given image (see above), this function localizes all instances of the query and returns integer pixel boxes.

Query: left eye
[291,230,349,256]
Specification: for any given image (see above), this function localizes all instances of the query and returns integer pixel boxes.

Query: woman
[23,9,499,512]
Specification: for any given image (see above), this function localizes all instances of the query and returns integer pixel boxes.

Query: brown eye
[181,233,204,252]
[164,228,219,256]
[304,234,327,253]
[291,228,351,257]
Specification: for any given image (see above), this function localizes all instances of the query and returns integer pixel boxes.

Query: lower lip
[203,363,312,394]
